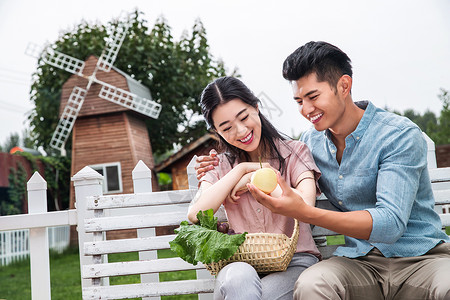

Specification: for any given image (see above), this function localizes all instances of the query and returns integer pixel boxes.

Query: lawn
[0,247,196,300]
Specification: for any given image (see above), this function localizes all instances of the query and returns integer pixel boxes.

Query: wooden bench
[74,160,450,299]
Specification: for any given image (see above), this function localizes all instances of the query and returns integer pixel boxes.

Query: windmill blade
[96,18,131,72]
[50,87,87,151]
[42,48,85,75]
[98,84,161,119]
[25,42,44,59]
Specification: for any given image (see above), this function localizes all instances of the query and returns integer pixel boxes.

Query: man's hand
[195,149,219,180]
[247,171,308,220]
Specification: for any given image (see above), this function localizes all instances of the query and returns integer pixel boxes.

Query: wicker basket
[205,219,299,276]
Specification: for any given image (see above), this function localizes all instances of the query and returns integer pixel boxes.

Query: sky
[0,0,449,148]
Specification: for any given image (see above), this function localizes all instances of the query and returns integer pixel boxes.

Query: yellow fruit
[270,184,282,198]
[251,168,277,194]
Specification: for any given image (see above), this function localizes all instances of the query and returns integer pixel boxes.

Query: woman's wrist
[236,163,249,176]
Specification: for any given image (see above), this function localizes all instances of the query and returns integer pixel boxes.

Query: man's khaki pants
[294,242,450,300]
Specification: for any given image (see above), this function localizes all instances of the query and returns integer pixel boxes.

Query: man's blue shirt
[301,101,449,258]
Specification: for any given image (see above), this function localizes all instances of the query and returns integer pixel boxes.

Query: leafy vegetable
[197,208,217,230]
[169,209,247,265]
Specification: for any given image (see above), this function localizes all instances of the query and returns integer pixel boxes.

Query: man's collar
[323,100,375,141]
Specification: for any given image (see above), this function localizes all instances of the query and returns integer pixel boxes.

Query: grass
[0,248,197,300]
[326,234,345,245]
[0,247,82,300]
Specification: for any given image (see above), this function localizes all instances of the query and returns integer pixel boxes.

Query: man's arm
[248,172,373,240]
[364,127,427,244]
[250,127,428,243]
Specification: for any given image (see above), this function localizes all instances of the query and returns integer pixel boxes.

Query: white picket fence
[0,161,168,300]
[0,225,70,266]
[0,133,444,299]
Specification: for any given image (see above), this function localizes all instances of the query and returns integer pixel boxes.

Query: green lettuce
[169,209,247,265]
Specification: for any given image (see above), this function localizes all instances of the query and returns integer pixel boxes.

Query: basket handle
[289,218,300,246]
[290,218,299,239]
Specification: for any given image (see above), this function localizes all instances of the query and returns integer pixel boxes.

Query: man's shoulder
[372,105,420,133]
[368,105,426,151]
[300,126,323,143]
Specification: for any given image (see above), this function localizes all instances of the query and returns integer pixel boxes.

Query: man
[197,41,450,299]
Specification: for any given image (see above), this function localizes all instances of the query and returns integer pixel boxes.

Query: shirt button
[338,201,343,205]
[331,149,336,153]
[256,208,261,213]
[356,136,360,140]
[338,175,343,179]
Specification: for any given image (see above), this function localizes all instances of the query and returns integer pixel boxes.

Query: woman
[188,76,321,300]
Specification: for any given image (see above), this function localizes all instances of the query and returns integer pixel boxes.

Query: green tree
[1,132,20,152]
[428,88,450,145]
[3,164,27,216]
[28,10,230,156]
[0,130,36,153]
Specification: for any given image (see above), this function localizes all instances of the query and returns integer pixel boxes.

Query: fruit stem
[259,156,262,169]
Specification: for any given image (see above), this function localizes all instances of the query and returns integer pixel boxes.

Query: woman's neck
[248,150,262,162]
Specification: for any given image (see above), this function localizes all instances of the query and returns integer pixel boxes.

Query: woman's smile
[239,131,254,144]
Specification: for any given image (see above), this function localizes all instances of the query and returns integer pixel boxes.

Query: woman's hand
[229,172,253,203]
[195,149,219,180]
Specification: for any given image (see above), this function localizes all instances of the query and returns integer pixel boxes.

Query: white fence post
[27,172,51,300]
[187,155,199,189]
[72,166,106,289]
[187,156,214,300]
[423,132,437,169]
[133,160,160,300]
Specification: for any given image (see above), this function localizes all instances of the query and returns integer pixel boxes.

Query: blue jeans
[214,252,319,300]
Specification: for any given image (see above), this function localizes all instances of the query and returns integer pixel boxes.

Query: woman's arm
[187,162,268,223]
[229,172,254,203]
[292,170,317,207]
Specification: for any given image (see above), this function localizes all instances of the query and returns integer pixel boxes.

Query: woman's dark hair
[200,76,287,173]
[282,41,352,91]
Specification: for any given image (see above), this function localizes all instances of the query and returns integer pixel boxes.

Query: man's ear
[338,75,352,97]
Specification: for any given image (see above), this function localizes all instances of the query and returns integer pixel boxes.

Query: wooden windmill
[26,13,162,210]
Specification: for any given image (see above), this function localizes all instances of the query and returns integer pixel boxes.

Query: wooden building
[0,152,45,214]
[61,55,158,210]
[154,133,218,235]
[60,56,158,241]
[155,133,219,190]
[437,144,450,168]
